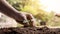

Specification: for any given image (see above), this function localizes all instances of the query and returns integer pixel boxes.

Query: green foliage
[7,0,56,26]
[7,0,41,15]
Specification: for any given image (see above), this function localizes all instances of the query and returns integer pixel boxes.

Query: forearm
[0,0,21,21]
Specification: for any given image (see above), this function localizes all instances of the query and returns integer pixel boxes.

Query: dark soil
[0,27,60,34]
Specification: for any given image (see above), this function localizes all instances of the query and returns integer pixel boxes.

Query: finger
[26,14,36,27]
[16,13,27,24]
[16,13,29,27]
[26,14,34,20]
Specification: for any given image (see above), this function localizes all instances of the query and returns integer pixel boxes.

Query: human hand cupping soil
[16,12,36,27]
[0,0,36,27]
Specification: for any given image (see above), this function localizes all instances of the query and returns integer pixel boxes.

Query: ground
[0,27,60,34]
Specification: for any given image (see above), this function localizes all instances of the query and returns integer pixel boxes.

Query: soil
[0,27,60,34]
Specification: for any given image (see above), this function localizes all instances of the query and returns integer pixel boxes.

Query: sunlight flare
[40,0,60,13]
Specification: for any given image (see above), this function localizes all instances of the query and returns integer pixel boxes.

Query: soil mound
[0,27,60,34]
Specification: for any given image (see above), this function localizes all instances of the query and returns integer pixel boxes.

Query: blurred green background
[6,0,60,27]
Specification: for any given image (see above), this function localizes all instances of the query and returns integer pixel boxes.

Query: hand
[16,12,36,27]
[0,0,36,27]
